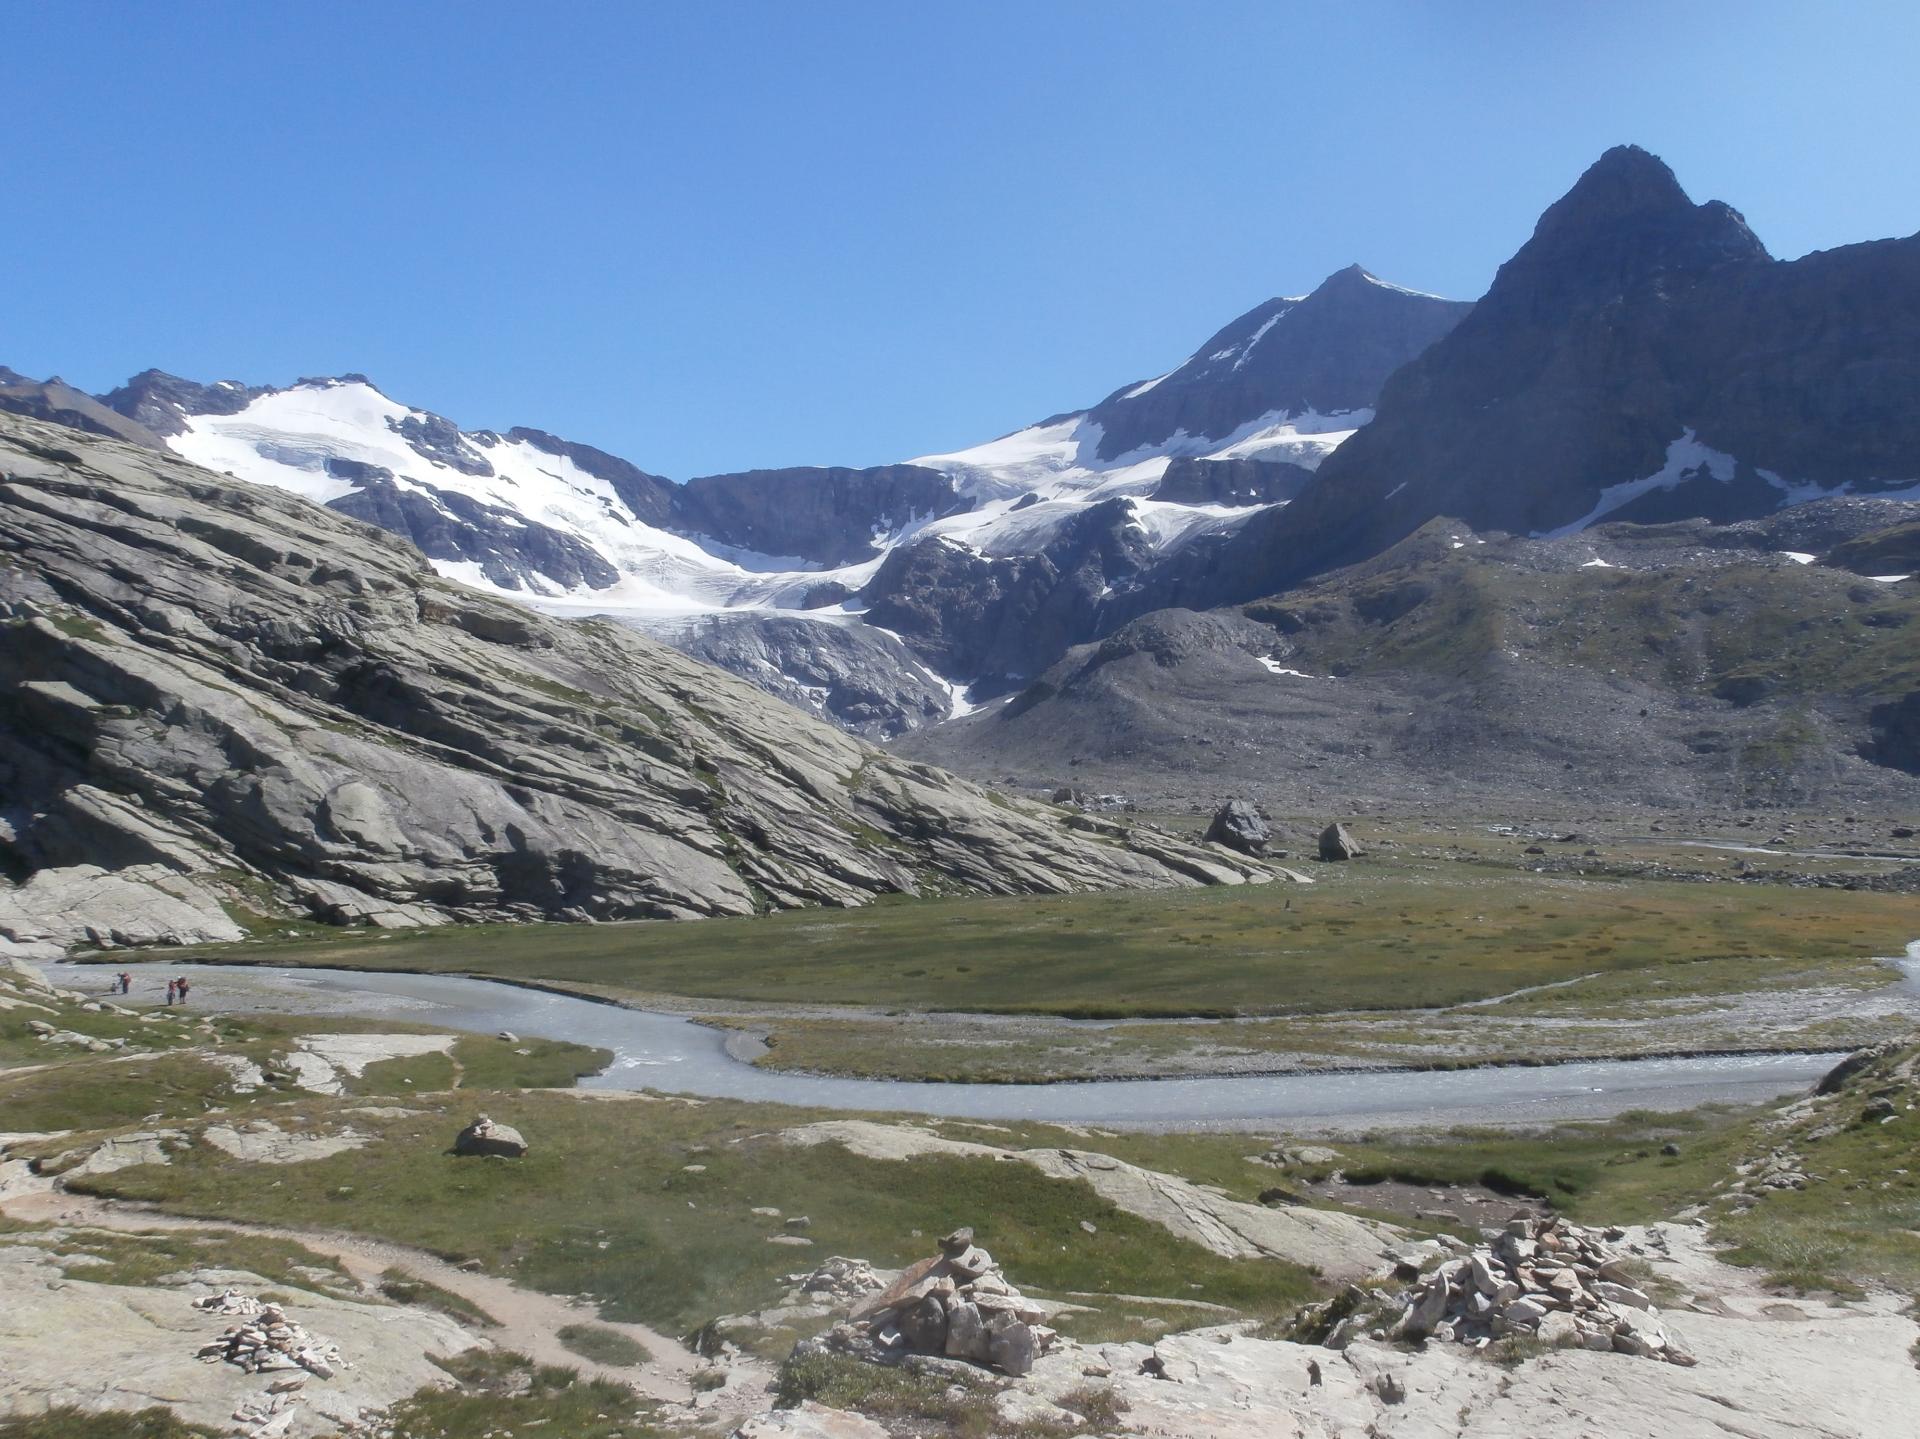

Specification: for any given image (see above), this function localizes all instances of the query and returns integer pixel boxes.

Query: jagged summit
[1490,144,1769,312]
[1182,145,1920,602]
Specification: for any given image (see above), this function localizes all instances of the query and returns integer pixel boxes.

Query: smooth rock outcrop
[780,1120,1399,1279]
[0,412,1268,950]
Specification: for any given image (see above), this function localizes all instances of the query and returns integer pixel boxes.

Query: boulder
[1205,799,1270,856]
[452,1114,527,1158]
[943,1300,990,1363]
[1396,1278,1450,1339]
[1318,822,1363,861]
[988,1317,1038,1377]
[896,1295,947,1354]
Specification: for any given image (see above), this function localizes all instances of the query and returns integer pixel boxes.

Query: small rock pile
[801,1227,1061,1378]
[1390,1216,1696,1365]
[194,1289,346,1378]
[787,1255,887,1305]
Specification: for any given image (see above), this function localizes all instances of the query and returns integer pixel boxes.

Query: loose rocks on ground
[792,1225,1060,1379]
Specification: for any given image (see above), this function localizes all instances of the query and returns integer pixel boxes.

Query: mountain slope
[0,367,165,451]
[1201,147,1920,601]
[897,501,1920,813]
[2,263,1465,734]
[1077,264,1470,461]
[0,412,1268,957]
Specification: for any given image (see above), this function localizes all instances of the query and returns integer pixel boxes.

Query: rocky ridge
[900,505,1920,811]
[0,412,1268,954]
[1149,146,1920,613]
[4,260,1469,738]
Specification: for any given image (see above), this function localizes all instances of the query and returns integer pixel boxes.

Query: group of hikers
[107,971,193,1005]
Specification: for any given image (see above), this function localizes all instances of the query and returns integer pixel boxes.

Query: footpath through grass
[73,1090,1322,1344]
[167,857,1918,1018]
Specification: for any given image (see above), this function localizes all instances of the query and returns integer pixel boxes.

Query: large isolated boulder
[1205,799,1271,855]
[1318,822,1363,861]
[452,1114,527,1158]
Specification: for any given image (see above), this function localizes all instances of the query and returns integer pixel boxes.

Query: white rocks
[781,1120,1400,1279]
[202,1121,370,1166]
[802,1226,1061,1379]
[1383,1214,1696,1366]
[789,1257,886,1304]
[0,863,245,954]
[194,1292,346,1381]
[1594,1280,1652,1309]
[732,1402,891,1438]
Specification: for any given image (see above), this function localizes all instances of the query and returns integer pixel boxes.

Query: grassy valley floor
[155,817,1920,1084]
[4,952,1917,1438]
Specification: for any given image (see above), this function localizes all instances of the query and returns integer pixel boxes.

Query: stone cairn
[801,1227,1060,1378]
[194,1289,346,1378]
[1389,1215,1695,1365]
[787,1255,888,1305]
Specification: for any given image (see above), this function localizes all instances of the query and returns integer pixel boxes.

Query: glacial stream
[54,958,1906,1131]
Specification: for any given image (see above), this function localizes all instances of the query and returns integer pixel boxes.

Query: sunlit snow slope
[96,265,1473,734]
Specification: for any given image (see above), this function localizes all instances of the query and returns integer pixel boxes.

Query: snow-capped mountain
[24,264,1470,736]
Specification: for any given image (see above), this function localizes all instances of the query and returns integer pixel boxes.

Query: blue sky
[4,2,1916,476]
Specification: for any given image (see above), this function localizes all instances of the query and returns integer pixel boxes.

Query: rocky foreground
[0,412,1271,955]
[733,1222,1917,1439]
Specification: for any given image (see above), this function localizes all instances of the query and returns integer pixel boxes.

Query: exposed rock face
[1318,823,1362,861]
[503,425,679,526]
[0,864,244,956]
[862,499,1156,688]
[1152,456,1314,507]
[676,465,970,567]
[0,368,164,450]
[1865,690,1920,774]
[98,368,267,437]
[779,1120,1398,1280]
[1205,800,1270,855]
[0,1239,473,1438]
[663,612,953,738]
[1218,146,1920,595]
[324,462,621,593]
[0,413,1265,948]
[1082,264,1472,462]
[1824,517,1920,576]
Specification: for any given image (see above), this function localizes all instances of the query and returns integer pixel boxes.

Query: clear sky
[4,1,1916,477]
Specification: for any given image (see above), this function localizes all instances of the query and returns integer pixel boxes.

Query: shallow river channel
[54,960,1885,1132]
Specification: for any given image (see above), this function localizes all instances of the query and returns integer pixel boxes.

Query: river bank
[50,961,1850,1132]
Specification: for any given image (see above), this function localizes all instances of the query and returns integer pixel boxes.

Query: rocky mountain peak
[1082,264,1471,461]
[1306,263,1390,299]
[101,369,261,436]
[1489,145,1768,314]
